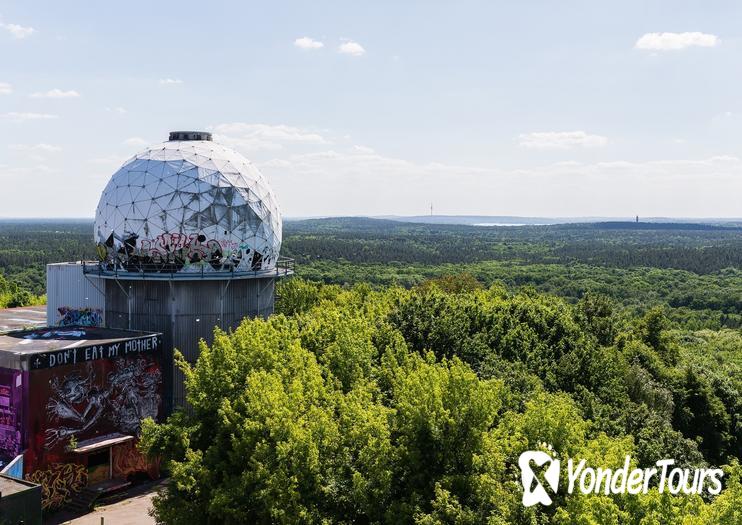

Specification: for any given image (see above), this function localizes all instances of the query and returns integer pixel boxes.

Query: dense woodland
[2,218,740,328]
[141,277,741,524]
[0,220,91,307]
[1,218,740,522]
[281,218,742,330]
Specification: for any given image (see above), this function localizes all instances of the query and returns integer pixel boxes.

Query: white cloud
[259,159,292,168]
[338,40,365,56]
[159,78,183,85]
[264,149,741,217]
[88,154,127,166]
[635,32,719,51]
[212,122,330,152]
[1,21,35,39]
[123,137,149,147]
[518,131,608,150]
[1,112,58,122]
[711,111,734,124]
[0,82,11,95]
[105,106,127,114]
[9,143,62,152]
[205,123,742,217]
[30,88,80,99]
[0,164,55,180]
[294,37,324,49]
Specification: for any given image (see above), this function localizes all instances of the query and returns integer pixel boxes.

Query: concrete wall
[104,277,275,410]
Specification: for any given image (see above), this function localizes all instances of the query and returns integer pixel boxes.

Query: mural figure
[43,358,161,449]
[107,359,161,434]
[45,365,108,448]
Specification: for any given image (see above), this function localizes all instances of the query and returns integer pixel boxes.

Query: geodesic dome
[94,131,282,274]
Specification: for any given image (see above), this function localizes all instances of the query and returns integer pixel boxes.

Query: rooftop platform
[0,473,40,497]
[0,305,46,333]
[81,257,294,281]
[0,326,162,370]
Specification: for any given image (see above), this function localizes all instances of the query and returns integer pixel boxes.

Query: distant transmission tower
[430,203,433,216]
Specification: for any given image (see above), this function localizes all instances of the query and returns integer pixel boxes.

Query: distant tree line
[283,218,742,274]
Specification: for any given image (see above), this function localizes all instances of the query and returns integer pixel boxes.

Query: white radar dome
[94,131,282,273]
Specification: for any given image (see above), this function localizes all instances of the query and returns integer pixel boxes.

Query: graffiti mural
[18,349,163,509]
[107,359,161,434]
[44,364,106,448]
[57,307,103,327]
[0,368,25,465]
[113,440,160,480]
[26,462,87,510]
[43,358,161,449]
[95,230,276,273]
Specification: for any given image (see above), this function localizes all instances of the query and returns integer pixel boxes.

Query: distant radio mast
[430,203,433,216]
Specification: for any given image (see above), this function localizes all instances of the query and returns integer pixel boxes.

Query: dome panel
[94,135,282,273]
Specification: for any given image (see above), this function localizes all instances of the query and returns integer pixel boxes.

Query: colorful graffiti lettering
[27,462,87,510]
[113,440,160,480]
[96,231,264,273]
[139,233,245,270]
[57,307,102,327]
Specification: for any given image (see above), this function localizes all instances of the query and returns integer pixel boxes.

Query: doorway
[87,448,111,485]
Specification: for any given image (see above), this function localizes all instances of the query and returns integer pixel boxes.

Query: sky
[1,1,741,218]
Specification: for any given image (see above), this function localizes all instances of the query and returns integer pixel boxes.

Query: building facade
[0,326,163,509]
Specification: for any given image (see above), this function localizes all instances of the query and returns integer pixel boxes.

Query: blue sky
[1,1,741,218]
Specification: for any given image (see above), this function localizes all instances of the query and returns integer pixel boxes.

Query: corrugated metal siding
[104,277,275,410]
[46,263,106,326]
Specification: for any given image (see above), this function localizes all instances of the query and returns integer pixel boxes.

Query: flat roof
[73,432,134,454]
[0,326,159,355]
[0,326,163,371]
[0,473,40,496]
[0,306,46,333]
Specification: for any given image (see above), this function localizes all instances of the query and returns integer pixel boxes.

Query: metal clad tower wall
[104,276,276,409]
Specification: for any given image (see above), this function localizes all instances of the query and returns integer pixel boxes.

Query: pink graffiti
[136,233,244,269]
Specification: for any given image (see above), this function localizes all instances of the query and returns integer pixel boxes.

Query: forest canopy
[140,277,741,524]
[1,218,740,331]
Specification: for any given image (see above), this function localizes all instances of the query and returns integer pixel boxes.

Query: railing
[81,257,295,280]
